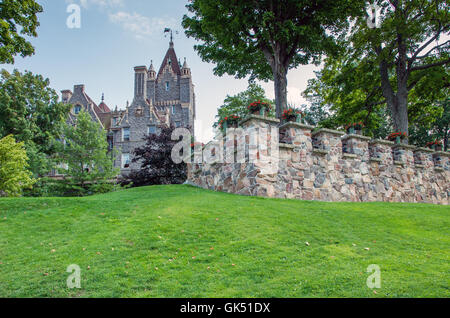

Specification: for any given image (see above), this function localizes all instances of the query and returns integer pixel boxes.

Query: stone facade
[187,115,449,205]
[62,40,196,173]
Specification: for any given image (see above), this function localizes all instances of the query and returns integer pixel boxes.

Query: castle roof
[97,101,111,113]
[158,44,181,77]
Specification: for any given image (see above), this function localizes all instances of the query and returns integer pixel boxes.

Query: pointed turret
[181,57,191,77]
[158,41,181,77]
[148,60,156,79]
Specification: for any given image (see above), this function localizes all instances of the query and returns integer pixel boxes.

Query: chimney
[134,66,148,98]
[61,90,73,104]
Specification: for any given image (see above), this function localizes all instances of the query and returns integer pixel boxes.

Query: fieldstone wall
[187,115,449,205]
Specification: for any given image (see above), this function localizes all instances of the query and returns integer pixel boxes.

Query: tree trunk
[273,65,288,119]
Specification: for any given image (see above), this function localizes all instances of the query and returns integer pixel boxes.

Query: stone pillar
[279,122,314,163]
[238,115,280,198]
[341,134,371,161]
[433,151,450,171]
[278,122,314,199]
[413,147,434,169]
[308,129,345,201]
[392,144,415,168]
[368,139,394,165]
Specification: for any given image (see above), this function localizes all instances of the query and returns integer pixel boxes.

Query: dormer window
[168,58,172,66]
[165,82,170,91]
[74,105,82,114]
[123,128,130,142]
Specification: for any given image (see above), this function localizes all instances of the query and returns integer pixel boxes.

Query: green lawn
[0,185,448,298]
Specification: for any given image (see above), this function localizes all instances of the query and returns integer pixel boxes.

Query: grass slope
[0,185,448,298]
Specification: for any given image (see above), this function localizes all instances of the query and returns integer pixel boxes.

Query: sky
[1,0,320,142]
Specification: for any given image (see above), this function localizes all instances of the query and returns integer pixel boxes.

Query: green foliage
[0,185,449,297]
[182,0,365,116]
[335,0,449,133]
[213,83,273,129]
[0,0,43,64]
[0,69,71,176]
[56,111,119,196]
[0,135,35,197]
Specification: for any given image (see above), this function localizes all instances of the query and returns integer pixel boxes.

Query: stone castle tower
[111,39,196,171]
[61,40,196,172]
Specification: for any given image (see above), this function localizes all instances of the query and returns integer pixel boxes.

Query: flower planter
[251,108,266,116]
[284,115,297,123]
[248,101,272,117]
[388,132,407,144]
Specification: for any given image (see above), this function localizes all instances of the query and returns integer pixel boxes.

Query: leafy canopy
[0,134,35,197]
[0,69,71,176]
[213,83,273,129]
[0,0,42,64]
[56,110,119,194]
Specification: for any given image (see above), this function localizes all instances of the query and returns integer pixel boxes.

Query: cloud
[109,11,177,40]
[65,0,124,9]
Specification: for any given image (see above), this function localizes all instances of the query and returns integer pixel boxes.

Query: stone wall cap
[342,153,357,159]
[434,151,450,157]
[392,143,416,150]
[369,158,382,162]
[312,128,345,136]
[239,115,280,126]
[279,143,295,149]
[279,122,315,130]
[414,147,434,153]
[342,134,372,141]
[312,149,329,155]
[369,139,395,146]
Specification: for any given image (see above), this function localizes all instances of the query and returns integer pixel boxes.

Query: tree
[120,126,187,187]
[0,135,35,197]
[213,83,273,128]
[303,45,448,139]
[182,0,364,118]
[346,0,449,137]
[0,0,42,64]
[0,69,70,176]
[56,111,119,195]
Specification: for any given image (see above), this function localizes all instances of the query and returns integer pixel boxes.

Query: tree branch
[410,58,450,72]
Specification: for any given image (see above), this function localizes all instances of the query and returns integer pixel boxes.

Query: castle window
[74,105,82,114]
[122,153,130,169]
[175,121,181,128]
[148,125,156,135]
[123,128,130,141]
[165,82,170,91]
[171,105,176,114]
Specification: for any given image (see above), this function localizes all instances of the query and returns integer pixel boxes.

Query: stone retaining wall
[187,115,449,205]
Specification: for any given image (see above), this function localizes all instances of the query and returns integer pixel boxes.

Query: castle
[61,40,196,172]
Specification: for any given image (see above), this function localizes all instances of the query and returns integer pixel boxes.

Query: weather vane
[164,28,179,43]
